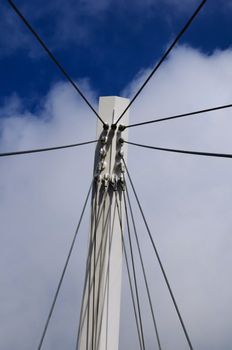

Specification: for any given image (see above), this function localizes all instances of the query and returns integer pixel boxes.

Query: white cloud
[0,0,213,58]
[0,81,96,349]
[1,46,232,349]
[122,46,232,349]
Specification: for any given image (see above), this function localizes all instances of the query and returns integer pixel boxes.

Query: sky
[1,0,232,349]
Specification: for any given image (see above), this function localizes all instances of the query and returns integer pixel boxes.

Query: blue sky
[0,0,231,110]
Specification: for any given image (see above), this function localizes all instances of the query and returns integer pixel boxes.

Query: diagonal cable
[123,160,194,350]
[94,196,108,350]
[123,103,232,129]
[0,140,97,158]
[94,199,117,350]
[87,191,97,350]
[91,186,100,350]
[37,179,93,350]
[115,0,207,125]
[122,190,146,350]
[125,185,162,350]
[75,188,109,350]
[94,198,113,350]
[78,188,108,350]
[115,193,144,350]
[124,140,232,159]
[8,0,105,125]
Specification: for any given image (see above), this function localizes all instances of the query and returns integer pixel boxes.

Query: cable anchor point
[118,174,125,191]
[103,123,109,131]
[118,124,126,132]
[110,174,118,191]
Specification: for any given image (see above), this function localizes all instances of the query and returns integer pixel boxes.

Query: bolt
[111,124,117,131]
[101,160,107,170]
[118,124,126,132]
[118,174,125,191]
[97,160,107,172]
[103,123,109,130]
[102,173,109,188]
[110,174,118,191]
[118,160,125,173]
[95,174,102,182]
[100,147,106,157]
[101,136,108,144]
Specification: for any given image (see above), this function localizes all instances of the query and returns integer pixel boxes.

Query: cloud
[0,0,212,58]
[0,80,97,349]
[1,46,232,349]
[122,45,232,349]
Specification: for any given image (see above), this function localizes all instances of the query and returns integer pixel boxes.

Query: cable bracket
[96,124,126,192]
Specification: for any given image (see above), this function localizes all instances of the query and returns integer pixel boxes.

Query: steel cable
[124,140,232,159]
[115,194,144,350]
[123,103,232,129]
[0,140,98,157]
[94,199,117,350]
[122,191,146,350]
[123,160,194,350]
[37,179,93,350]
[125,185,162,350]
[8,0,105,125]
[115,0,207,125]
[75,188,109,350]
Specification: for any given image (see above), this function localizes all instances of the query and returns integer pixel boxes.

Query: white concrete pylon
[78,96,129,350]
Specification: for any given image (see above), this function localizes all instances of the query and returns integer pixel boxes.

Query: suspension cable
[94,199,117,350]
[124,140,232,159]
[7,0,105,125]
[94,197,107,349]
[76,188,109,350]
[37,179,93,350]
[94,199,114,350]
[123,160,194,350]
[86,197,95,350]
[0,140,98,158]
[91,191,98,350]
[122,191,146,350]
[123,103,232,129]
[115,193,144,350]
[125,185,162,350]
[115,0,207,125]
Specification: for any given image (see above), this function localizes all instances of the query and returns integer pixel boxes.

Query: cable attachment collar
[118,173,125,191]
[110,174,118,191]
[95,121,128,192]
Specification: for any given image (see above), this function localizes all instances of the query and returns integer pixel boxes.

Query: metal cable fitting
[102,173,110,188]
[110,174,118,191]
[118,124,126,132]
[118,174,125,191]
[103,123,109,130]
[111,124,117,131]
[100,147,107,158]
[101,136,108,144]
